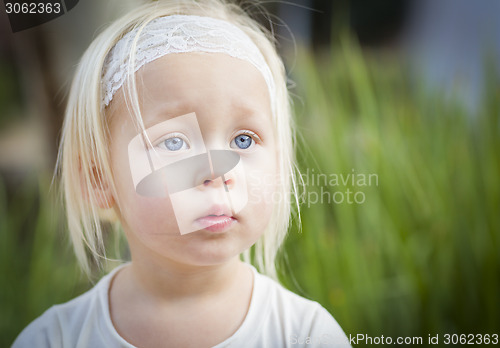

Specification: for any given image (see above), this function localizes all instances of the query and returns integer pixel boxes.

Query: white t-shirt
[13,264,351,347]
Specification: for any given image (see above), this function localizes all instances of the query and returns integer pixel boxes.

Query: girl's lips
[195,215,236,232]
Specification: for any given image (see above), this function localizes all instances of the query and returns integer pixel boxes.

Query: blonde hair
[57,0,300,279]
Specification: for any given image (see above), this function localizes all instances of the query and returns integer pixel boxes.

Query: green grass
[0,175,87,346]
[1,37,499,346]
[280,37,500,342]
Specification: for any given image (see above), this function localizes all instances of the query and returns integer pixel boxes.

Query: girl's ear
[80,160,115,209]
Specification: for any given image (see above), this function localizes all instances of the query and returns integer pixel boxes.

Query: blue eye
[232,134,253,149]
[158,136,189,151]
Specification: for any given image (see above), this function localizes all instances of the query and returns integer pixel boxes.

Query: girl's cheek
[122,194,180,235]
[247,172,278,207]
[243,153,279,208]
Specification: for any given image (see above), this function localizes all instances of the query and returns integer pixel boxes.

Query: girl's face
[108,53,278,267]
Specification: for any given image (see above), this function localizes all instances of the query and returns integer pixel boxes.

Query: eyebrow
[144,100,270,128]
[227,98,273,124]
[231,102,267,117]
[145,102,192,127]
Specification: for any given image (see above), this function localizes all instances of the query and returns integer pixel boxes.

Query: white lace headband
[101,15,276,112]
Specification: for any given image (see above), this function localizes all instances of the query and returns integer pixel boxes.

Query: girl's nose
[196,149,239,191]
[200,175,234,190]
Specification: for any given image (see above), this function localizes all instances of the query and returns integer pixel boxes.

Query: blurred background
[1,0,499,346]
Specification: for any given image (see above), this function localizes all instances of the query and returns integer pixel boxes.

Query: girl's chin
[146,239,245,266]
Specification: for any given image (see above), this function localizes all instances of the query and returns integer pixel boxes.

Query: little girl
[14,1,350,347]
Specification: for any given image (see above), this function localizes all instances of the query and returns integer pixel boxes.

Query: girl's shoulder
[12,265,127,348]
[229,265,351,347]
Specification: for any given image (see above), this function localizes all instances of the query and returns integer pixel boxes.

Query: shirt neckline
[97,262,267,347]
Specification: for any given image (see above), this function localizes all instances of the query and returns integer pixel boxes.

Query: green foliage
[0,59,22,128]
[0,175,91,346]
[279,37,500,340]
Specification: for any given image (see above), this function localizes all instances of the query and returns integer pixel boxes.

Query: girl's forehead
[138,52,268,91]
[106,53,273,140]
[134,53,272,122]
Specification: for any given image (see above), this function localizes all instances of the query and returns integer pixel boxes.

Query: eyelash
[154,132,190,150]
[235,130,261,143]
[152,130,261,151]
